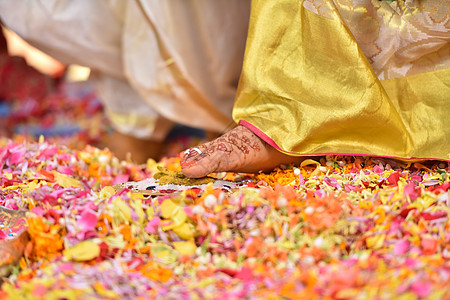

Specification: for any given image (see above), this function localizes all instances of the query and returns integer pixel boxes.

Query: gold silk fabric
[304,0,450,80]
[233,0,450,160]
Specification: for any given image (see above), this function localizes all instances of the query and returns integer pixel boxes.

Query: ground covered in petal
[0,139,449,299]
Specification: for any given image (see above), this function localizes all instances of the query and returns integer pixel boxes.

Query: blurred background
[0,26,206,161]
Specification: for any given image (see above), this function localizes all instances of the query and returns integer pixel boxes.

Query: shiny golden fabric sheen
[233,0,450,160]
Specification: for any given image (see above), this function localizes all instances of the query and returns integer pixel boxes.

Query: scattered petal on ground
[1,139,449,299]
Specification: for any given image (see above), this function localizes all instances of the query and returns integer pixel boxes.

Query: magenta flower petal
[372,165,383,173]
[58,166,74,175]
[386,172,400,185]
[236,267,254,281]
[7,147,26,165]
[145,217,161,235]
[403,183,418,200]
[77,210,98,232]
[393,240,409,255]
[410,280,432,298]
[113,174,130,185]
[31,206,45,217]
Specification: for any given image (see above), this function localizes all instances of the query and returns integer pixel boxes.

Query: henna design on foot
[181,127,261,169]
[181,125,303,178]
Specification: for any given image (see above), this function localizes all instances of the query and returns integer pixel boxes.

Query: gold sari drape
[233,0,450,160]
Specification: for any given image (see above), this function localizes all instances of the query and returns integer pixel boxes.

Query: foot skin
[181,125,304,178]
[101,130,164,164]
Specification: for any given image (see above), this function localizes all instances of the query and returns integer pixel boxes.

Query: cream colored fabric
[0,0,251,139]
[89,72,170,140]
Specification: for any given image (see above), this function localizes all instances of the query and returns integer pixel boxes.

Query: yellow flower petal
[150,243,178,264]
[172,209,187,225]
[161,199,178,219]
[172,223,194,240]
[99,186,116,199]
[366,234,385,249]
[63,240,100,261]
[146,207,155,220]
[130,199,145,224]
[53,171,82,188]
[173,241,197,256]
[113,198,132,222]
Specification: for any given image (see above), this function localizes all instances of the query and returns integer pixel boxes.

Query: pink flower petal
[344,184,359,192]
[31,206,45,217]
[373,165,383,173]
[410,280,432,298]
[145,217,161,234]
[421,237,438,255]
[113,174,129,185]
[298,173,305,185]
[393,240,409,255]
[386,172,400,186]
[58,263,75,273]
[32,284,47,297]
[77,210,98,232]
[420,211,447,221]
[7,147,26,165]
[37,147,58,159]
[315,189,326,198]
[324,177,339,188]
[235,267,254,281]
[404,258,418,268]
[404,183,418,200]
[409,174,423,183]
[58,166,74,175]
[184,206,193,217]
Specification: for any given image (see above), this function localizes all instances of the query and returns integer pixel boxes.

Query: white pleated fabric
[0,0,251,139]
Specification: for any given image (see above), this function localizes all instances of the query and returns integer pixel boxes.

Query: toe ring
[191,147,202,154]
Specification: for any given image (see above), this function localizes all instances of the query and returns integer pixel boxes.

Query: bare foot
[100,130,164,164]
[181,125,304,178]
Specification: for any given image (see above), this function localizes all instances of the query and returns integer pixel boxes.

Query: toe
[181,158,215,178]
[181,144,216,178]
